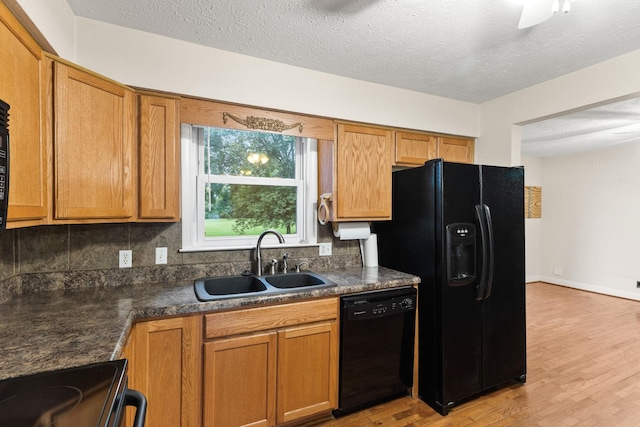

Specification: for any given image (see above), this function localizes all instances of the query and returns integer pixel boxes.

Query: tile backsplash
[0,222,361,303]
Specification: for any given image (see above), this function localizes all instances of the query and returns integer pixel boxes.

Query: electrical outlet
[553,267,563,276]
[119,250,132,268]
[156,247,168,265]
[319,242,332,256]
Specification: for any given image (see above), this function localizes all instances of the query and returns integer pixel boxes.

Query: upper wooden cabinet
[394,131,438,167]
[319,123,393,222]
[1,2,48,227]
[52,60,136,221]
[438,135,475,164]
[394,131,475,166]
[138,93,180,221]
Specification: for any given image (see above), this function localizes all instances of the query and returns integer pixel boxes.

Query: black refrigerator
[375,159,526,416]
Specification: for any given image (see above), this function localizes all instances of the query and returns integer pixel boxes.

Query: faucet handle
[282,253,290,273]
[269,259,278,275]
[295,261,309,273]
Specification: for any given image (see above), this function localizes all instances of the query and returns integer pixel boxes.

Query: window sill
[179,242,321,253]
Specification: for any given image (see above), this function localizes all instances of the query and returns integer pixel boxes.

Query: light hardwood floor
[307,282,640,426]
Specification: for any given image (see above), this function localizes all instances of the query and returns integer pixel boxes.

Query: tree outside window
[202,127,299,237]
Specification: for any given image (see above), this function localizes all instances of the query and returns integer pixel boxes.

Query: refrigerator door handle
[482,204,495,299]
[474,204,489,301]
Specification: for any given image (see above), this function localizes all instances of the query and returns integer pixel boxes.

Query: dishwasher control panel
[344,288,416,321]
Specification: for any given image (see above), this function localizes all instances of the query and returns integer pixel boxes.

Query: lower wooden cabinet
[203,331,277,427]
[127,316,202,427]
[276,322,338,423]
[203,298,339,427]
[125,298,338,427]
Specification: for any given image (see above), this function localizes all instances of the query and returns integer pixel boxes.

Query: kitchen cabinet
[203,298,338,426]
[438,135,475,164]
[0,2,48,227]
[138,92,180,221]
[52,59,136,221]
[318,123,393,222]
[203,331,277,426]
[276,321,338,423]
[394,131,438,167]
[394,131,475,166]
[127,316,202,427]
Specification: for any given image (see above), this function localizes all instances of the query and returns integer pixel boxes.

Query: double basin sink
[194,272,336,301]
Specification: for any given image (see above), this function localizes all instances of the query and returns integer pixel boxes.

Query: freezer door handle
[482,204,495,299]
[475,204,494,300]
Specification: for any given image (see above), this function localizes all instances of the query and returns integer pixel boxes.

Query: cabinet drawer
[204,298,338,339]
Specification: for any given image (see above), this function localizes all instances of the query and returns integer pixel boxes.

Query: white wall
[539,143,640,300]
[522,156,542,283]
[480,49,640,298]
[16,0,75,60]
[71,18,479,138]
[478,50,640,167]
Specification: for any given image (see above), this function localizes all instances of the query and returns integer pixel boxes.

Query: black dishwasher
[333,287,417,417]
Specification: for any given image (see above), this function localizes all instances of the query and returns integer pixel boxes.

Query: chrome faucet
[256,229,285,275]
[295,261,309,273]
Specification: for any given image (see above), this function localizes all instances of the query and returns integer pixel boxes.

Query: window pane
[204,128,296,178]
[205,183,297,237]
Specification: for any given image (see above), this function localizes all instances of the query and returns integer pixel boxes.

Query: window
[181,124,318,250]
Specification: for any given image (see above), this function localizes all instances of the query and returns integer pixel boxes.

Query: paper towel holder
[331,221,372,240]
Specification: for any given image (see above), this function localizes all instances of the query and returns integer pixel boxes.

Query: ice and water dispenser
[445,223,476,286]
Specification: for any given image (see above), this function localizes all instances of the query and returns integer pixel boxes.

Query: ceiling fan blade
[615,135,640,145]
[518,0,555,29]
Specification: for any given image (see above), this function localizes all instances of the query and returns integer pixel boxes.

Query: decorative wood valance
[222,112,303,133]
[180,97,334,140]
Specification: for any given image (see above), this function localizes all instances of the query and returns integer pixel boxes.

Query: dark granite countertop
[0,266,419,381]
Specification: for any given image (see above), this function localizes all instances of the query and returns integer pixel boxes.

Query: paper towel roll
[332,222,371,240]
[361,233,378,267]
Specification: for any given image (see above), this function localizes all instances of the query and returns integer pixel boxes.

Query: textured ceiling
[521,97,640,157]
[62,0,640,156]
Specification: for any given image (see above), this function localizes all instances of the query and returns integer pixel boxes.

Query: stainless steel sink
[194,271,336,301]
[263,272,334,289]
[194,275,268,301]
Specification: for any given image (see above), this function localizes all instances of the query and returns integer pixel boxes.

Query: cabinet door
[277,321,338,423]
[336,124,392,220]
[129,317,202,427]
[438,136,475,164]
[203,332,277,427]
[53,61,136,220]
[0,3,48,226]
[138,94,180,221]
[395,131,438,166]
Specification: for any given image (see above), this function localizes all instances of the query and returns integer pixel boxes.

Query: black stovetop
[0,359,127,427]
